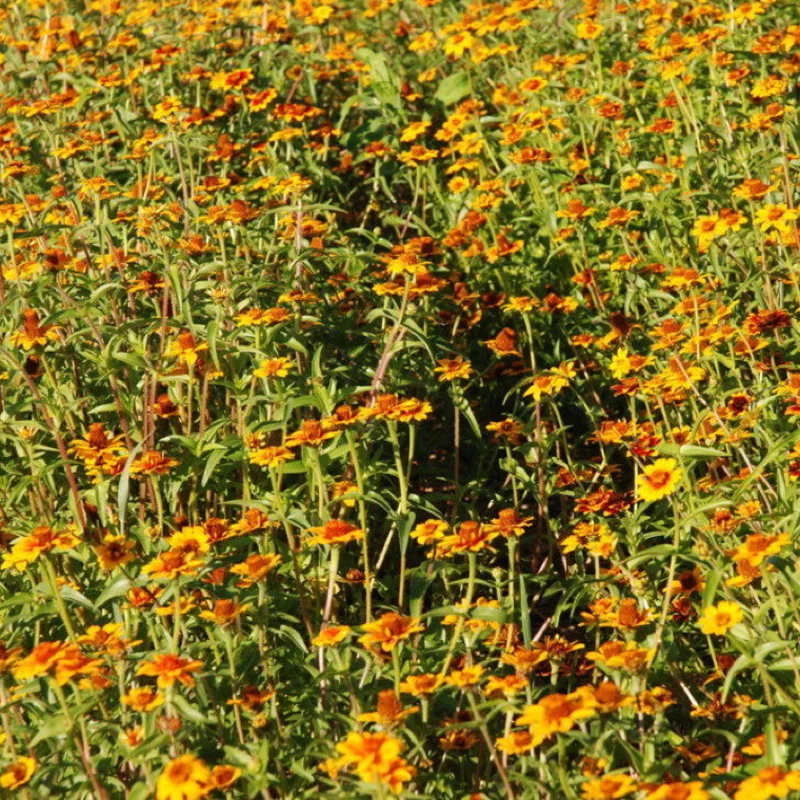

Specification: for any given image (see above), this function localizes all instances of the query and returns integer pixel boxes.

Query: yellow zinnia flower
[698,600,743,635]
[636,458,682,502]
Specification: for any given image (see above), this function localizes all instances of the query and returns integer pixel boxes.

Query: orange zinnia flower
[199,599,250,626]
[122,687,165,711]
[230,553,282,587]
[357,690,418,726]
[285,420,339,448]
[485,508,533,538]
[9,309,60,350]
[312,625,352,648]
[439,521,499,556]
[306,519,365,547]
[12,641,66,682]
[137,653,204,688]
[399,673,442,696]
[334,731,416,792]
[484,327,521,357]
[1,525,80,572]
[164,331,208,367]
[131,450,179,476]
[514,687,597,747]
[358,612,424,652]
[249,446,295,467]
[142,548,204,580]
[94,534,136,571]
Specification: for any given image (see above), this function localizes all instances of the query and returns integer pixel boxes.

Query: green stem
[42,556,77,642]
[440,553,477,676]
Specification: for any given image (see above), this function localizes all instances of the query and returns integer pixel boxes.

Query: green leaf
[519,575,532,646]
[435,71,471,105]
[679,444,727,459]
[470,604,507,624]
[95,576,132,608]
[356,47,392,84]
[128,783,151,800]
[117,442,143,537]
[201,447,227,488]
[30,714,72,745]
[626,544,676,567]
[701,569,722,607]
[721,654,752,702]
[423,604,459,618]
[455,393,482,440]
[171,694,210,726]
[58,585,96,612]
[356,48,400,109]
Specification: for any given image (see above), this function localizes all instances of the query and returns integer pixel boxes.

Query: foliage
[0,0,799,798]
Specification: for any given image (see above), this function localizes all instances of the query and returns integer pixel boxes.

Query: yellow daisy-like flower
[0,757,37,790]
[733,767,800,800]
[581,773,637,799]
[254,357,295,378]
[698,600,743,635]
[155,754,212,800]
[636,458,682,502]
[576,20,604,39]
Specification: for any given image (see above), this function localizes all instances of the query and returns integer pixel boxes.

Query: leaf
[58,585,96,612]
[30,714,72,745]
[398,512,416,556]
[223,746,256,769]
[277,624,308,653]
[117,441,143,537]
[201,447,227,488]
[721,653,752,702]
[171,694,209,725]
[372,81,401,109]
[128,783,151,800]
[701,569,722,607]
[519,575,532,646]
[470,604,507,624]
[423,604,459,618]
[356,47,392,84]
[679,444,727,459]
[752,641,790,662]
[206,317,220,368]
[95,576,132,608]
[768,657,800,673]
[355,48,400,109]
[455,393,482,440]
[435,71,471,105]
[626,544,676,567]
[409,566,437,618]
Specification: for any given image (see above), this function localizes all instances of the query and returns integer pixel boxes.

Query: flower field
[1,0,800,797]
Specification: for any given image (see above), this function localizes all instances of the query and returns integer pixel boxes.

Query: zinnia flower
[581,773,637,799]
[306,519,365,547]
[434,356,473,382]
[697,600,743,635]
[514,687,597,747]
[647,782,709,800]
[230,553,282,587]
[358,612,424,652]
[636,459,682,502]
[0,757,36,789]
[312,625,352,648]
[137,653,204,688]
[156,755,212,800]
[122,687,165,711]
[733,767,800,800]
